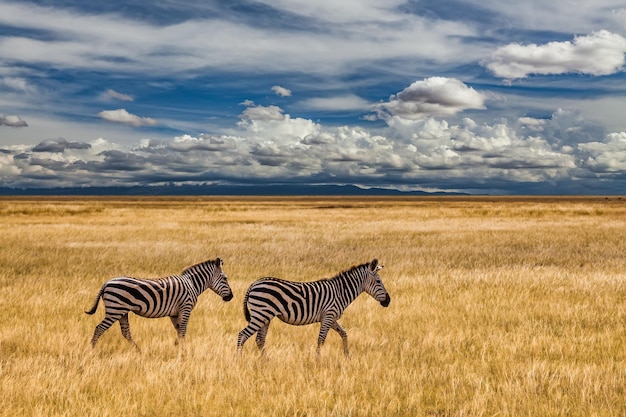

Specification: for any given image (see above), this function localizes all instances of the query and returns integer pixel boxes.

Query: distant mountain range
[0,184,464,196]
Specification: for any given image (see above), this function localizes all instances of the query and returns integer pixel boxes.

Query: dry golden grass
[1,196,625,416]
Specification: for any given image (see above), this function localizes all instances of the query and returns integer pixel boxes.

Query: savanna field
[1,196,625,416]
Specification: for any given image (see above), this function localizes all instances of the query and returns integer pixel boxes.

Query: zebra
[85,257,233,349]
[237,259,390,356]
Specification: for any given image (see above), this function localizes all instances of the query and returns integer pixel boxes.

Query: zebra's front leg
[331,321,349,356]
[176,309,192,345]
[316,316,335,355]
[169,315,182,345]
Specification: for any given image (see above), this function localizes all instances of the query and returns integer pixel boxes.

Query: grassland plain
[0,196,625,417]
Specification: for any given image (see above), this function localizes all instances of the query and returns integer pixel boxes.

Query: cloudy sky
[1,0,626,194]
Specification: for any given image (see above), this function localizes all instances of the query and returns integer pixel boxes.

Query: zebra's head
[211,258,234,302]
[184,258,233,302]
[363,259,391,307]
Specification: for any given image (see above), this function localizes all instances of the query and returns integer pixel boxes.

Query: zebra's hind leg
[119,314,140,352]
[255,322,270,354]
[237,324,256,353]
[331,322,349,356]
[237,318,269,354]
[90,316,117,347]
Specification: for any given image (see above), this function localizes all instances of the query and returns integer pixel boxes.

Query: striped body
[237,259,390,355]
[85,258,233,349]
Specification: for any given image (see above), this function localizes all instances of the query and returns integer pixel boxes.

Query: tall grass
[1,196,625,416]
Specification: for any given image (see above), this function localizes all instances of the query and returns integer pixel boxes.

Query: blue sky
[1,0,626,194]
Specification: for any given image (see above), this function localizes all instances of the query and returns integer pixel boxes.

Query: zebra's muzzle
[223,293,234,302]
[380,294,391,307]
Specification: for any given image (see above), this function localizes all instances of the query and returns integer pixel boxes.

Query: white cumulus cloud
[0,115,28,127]
[98,109,157,127]
[168,134,237,152]
[104,89,133,101]
[239,105,286,122]
[300,94,371,111]
[485,30,626,79]
[578,131,626,172]
[271,85,292,97]
[238,104,320,143]
[373,77,486,121]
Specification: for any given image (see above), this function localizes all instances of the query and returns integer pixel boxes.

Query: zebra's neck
[330,267,366,306]
[184,267,210,295]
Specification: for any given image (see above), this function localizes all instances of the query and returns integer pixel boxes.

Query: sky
[1,0,626,194]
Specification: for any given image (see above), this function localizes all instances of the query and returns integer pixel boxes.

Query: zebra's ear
[216,257,223,267]
[370,259,378,271]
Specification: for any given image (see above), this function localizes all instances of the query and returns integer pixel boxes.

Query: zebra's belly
[133,305,178,318]
[276,313,321,326]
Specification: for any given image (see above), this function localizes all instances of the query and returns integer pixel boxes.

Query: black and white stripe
[85,257,233,349]
[237,259,390,355]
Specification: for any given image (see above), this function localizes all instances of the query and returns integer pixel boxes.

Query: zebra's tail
[243,287,251,322]
[84,284,105,315]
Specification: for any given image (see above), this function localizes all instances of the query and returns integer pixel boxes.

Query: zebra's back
[245,277,334,325]
[103,275,190,318]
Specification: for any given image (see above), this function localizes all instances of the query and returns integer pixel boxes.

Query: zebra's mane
[326,262,370,282]
[261,262,371,284]
[181,258,221,275]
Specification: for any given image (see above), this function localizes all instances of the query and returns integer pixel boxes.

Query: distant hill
[0,184,464,196]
